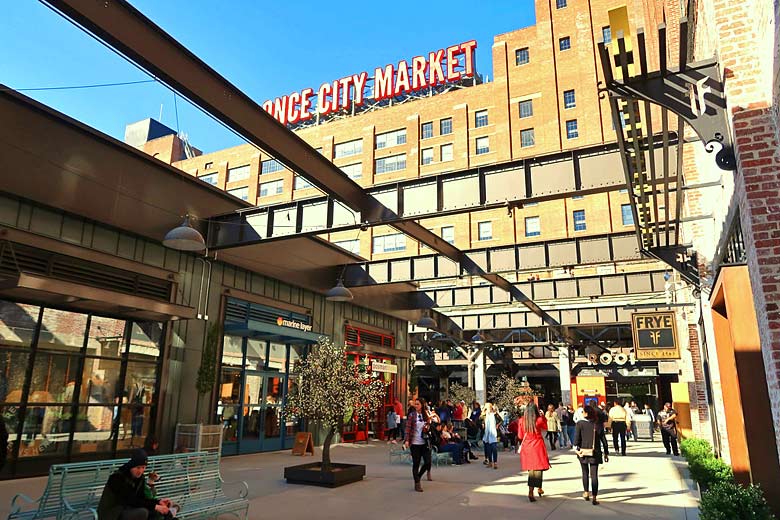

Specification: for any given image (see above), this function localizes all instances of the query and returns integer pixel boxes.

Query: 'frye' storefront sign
[262,41,477,125]
[631,311,680,360]
[276,316,313,332]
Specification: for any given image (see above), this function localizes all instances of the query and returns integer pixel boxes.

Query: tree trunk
[321,425,336,473]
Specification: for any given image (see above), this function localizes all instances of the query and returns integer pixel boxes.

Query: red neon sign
[262,40,477,125]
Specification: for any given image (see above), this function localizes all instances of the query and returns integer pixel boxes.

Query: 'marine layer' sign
[262,41,477,125]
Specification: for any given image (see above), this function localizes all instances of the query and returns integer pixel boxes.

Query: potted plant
[283,337,387,487]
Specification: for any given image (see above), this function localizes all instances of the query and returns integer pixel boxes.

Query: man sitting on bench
[98,449,174,520]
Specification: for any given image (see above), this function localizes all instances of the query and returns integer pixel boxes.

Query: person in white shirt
[607,400,630,456]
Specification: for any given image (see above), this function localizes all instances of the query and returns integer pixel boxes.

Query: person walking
[386,407,399,443]
[627,401,640,441]
[555,403,569,447]
[657,402,679,456]
[404,397,433,492]
[607,400,629,455]
[564,404,577,450]
[574,405,610,505]
[482,402,500,469]
[544,404,560,450]
[394,398,405,442]
[518,402,550,502]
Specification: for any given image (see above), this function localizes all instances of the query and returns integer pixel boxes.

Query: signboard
[631,311,680,360]
[371,361,398,374]
[276,316,313,332]
[262,40,477,125]
[587,351,637,366]
[291,432,314,456]
[658,361,680,374]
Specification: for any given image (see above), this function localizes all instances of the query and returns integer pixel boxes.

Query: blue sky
[1,1,536,153]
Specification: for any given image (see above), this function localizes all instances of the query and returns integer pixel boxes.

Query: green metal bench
[430,448,453,467]
[388,448,412,465]
[7,452,249,520]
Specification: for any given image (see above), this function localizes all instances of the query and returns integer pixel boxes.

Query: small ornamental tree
[448,382,477,407]
[489,374,539,417]
[284,337,387,472]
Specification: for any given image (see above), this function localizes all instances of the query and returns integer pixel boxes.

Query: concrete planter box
[284,462,366,488]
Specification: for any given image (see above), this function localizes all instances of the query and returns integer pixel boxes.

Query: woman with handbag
[481,403,500,469]
[574,405,610,505]
[404,397,433,492]
[518,402,550,502]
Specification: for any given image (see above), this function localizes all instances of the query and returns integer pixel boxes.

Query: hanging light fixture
[416,310,437,329]
[471,331,485,344]
[325,279,353,302]
[162,215,206,251]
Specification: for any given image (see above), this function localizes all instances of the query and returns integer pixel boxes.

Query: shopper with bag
[574,405,610,505]
[518,402,550,502]
[404,397,433,492]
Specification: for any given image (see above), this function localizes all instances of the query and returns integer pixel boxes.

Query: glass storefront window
[288,345,306,373]
[0,302,40,348]
[284,377,301,438]
[38,309,87,353]
[218,368,241,442]
[29,353,79,403]
[0,350,29,403]
[116,405,151,451]
[18,405,71,458]
[124,362,157,407]
[79,358,122,408]
[245,339,265,371]
[267,343,285,371]
[71,406,113,454]
[221,336,243,367]
[128,322,162,361]
[86,317,127,358]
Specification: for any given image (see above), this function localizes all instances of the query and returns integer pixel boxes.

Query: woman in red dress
[518,402,550,502]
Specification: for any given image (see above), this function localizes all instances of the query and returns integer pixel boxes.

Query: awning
[0,271,196,321]
[223,319,322,344]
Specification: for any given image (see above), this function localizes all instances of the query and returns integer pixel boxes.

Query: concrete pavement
[0,439,699,519]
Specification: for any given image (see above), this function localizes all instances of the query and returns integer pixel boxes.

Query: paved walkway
[0,439,699,519]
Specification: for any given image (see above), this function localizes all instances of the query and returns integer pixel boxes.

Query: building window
[559,36,571,51]
[259,180,284,197]
[334,138,363,158]
[421,148,434,165]
[421,122,433,139]
[566,119,579,139]
[440,143,454,162]
[293,175,313,190]
[440,118,453,135]
[227,187,249,201]
[375,153,406,174]
[375,129,406,149]
[602,26,612,44]
[475,136,490,155]
[556,0,567,8]
[519,100,533,119]
[333,239,361,255]
[372,233,406,253]
[525,216,541,237]
[621,204,635,226]
[521,128,535,147]
[204,161,213,169]
[260,159,284,175]
[227,164,251,183]
[198,173,218,186]
[478,221,492,241]
[475,110,489,128]
[515,48,530,66]
[341,163,362,179]
[441,226,455,244]
[573,209,587,231]
[563,89,576,109]
[572,195,584,200]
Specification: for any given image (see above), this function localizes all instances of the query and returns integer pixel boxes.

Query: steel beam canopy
[44,0,564,334]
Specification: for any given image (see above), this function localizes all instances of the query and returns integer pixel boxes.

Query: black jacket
[97,468,158,520]
[574,419,609,465]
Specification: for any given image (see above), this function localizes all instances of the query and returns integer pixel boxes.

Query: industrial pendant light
[471,331,485,344]
[162,215,206,251]
[416,310,438,329]
[325,279,354,302]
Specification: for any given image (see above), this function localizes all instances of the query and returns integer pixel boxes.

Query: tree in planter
[489,373,539,417]
[284,337,387,472]
[448,383,476,407]
[195,322,219,423]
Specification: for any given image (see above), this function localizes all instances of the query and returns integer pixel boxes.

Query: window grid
[440,143,454,162]
[334,139,363,158]
[198,173,218,186]
[440,118,453,135]
[227,164,251,183]
[227,187,249,201]
[372,233,406,254]
[478,221,493,241]
[621,204,635,226]
[556,0,567,8]
[573,210,587,231]
[441,226,455,245]
[559,37,571,51]
[421,148,434,165]
[293,175,313,190]
[421,122,433,139]
[602,26,612,44]
[475,137,490,155]
[566,119,579,139]
[519,100,533,119]
[563,89,576,109]
[375,154,407,174]
[341,163,363,179]
[475,110,489,128]
[521,128,535,147]
[259,180,284,197]
[333,239,361,255]
[515,48,530,66]
[260,159,284,175]
[525,216,541,237]
[375,129,407,149]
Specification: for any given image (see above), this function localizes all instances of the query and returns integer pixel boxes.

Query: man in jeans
[657,402,679,456]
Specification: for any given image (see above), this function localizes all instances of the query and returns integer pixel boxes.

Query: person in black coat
[97,449,172,520]
[574,405,610,505]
